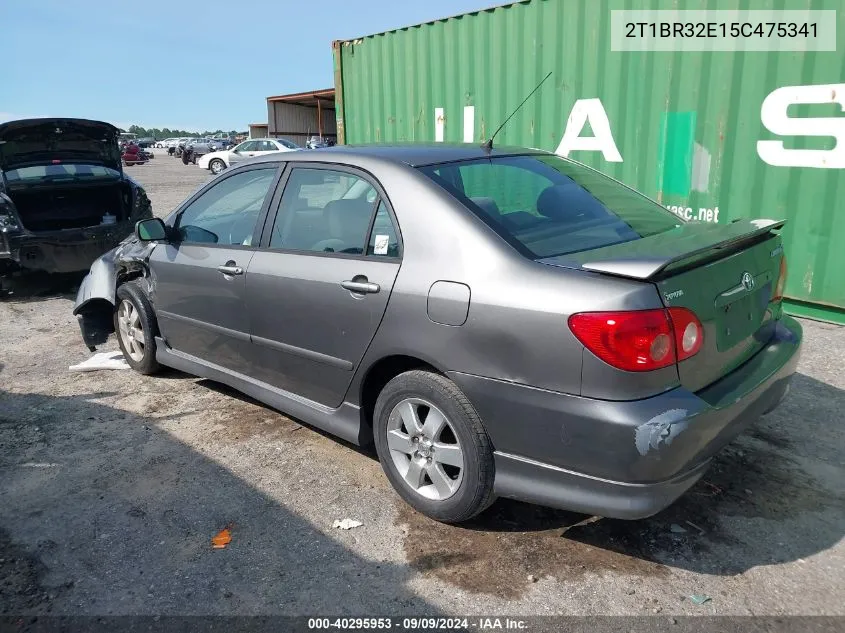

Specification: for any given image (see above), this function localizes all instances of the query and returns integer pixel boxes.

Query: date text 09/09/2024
[626,22,818,39]
[307,617,528,630]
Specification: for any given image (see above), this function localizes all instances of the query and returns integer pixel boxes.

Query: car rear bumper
[0,223,133,274]
[449,315,802,519]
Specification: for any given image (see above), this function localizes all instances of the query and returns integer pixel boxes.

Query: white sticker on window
[373,234,390,255]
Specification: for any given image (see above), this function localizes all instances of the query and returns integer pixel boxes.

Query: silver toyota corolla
[73,144,801,523]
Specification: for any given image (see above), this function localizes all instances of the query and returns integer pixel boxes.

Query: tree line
[126,125,247,139]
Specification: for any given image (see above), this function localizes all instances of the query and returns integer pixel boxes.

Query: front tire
[114,281,160,375]
[209,158,225,175]
[373,370,495,523]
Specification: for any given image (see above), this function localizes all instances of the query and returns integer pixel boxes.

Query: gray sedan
[72,144,801,523]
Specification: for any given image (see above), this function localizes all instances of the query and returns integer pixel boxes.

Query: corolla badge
[664,289,684,302]
[741,272,755,291]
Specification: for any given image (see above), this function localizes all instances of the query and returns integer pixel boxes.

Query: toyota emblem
[741,272,755,291]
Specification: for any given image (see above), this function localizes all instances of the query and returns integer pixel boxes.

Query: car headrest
[536,183,606,222]
[322,199,372,243]
[470,196,502,219]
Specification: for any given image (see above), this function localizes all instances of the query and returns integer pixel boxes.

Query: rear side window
[367,201,400,257]
[269,168,377,254]
[420,155,679,258]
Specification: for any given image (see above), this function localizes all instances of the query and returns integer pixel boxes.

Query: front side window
[234,141,256,152]
[175,167,276,246]
[420,155,679,258]
[269,168,376,254]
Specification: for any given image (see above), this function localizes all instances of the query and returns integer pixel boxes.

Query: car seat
[310,199,373,254]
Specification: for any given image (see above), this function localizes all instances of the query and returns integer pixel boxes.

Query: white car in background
[197,138,300,175]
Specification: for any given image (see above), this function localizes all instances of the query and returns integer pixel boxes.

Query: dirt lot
[1,151,844,617]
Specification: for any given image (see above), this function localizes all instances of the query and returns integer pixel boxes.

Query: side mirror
[135,217,168,241]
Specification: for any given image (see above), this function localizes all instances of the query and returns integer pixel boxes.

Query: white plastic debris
[332,519,363,530]
[69,351,130,372]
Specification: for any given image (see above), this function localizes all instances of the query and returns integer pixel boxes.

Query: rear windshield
[5,163,121,185]
[419,155,680,258]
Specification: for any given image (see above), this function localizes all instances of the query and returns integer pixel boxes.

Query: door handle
[217,264,244,276]
[341,279,380,294]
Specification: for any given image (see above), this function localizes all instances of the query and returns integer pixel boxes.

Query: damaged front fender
[72,236,156,350]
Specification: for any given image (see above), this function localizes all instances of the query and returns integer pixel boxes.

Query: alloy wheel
[386,398,464,501]
[117,299,145,362]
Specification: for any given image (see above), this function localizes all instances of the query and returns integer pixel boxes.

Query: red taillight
[569,308,704,372]
[667,307,704,361]
[773,256,787,302]
[569,310,675,372]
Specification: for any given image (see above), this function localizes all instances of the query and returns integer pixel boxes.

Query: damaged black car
[0,118,152,282]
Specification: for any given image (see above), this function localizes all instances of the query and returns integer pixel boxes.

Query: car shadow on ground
[191,370,845,598]
[0,383,440,615]
[195,379,378,458]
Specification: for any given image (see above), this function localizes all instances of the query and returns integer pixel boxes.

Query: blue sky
[1,0,496,132]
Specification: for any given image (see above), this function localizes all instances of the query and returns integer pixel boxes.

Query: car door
[243,164,402,407]
[228,140,259,166]
[254,140,281,157]
[150,165,281,373]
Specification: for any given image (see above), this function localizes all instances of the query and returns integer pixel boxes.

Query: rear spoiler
[577,218,787,281]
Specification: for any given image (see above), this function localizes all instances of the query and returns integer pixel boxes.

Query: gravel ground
[1,153,843,617]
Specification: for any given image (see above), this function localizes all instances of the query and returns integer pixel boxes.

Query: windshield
[419,155,680,259]
[5,163,121,186]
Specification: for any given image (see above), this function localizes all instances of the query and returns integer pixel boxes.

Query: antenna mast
[482,71,552,152]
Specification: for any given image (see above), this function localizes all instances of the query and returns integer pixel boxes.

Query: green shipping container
[333,0,845,323]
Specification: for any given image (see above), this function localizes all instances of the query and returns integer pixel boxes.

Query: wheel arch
[73,252,153,349]
[355,354,446,437]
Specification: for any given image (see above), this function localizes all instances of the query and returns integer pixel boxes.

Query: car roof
[249,143,546,167]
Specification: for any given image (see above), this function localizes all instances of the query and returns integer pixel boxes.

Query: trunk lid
[0,118,122,174]
[541,218,787,392]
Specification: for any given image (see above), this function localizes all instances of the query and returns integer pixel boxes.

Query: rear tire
[373,370,495,523]
[114,281,160,375]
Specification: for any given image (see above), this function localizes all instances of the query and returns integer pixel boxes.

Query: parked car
[0,118,152,283]
[166,138,187,156]
[72,144,800,524]
[136,137,155,148]
[174,138,194,159]
[180,138,210,165]
[210,137,234,151]
[305,136,335,149]
[122,142,148,166]
[197,138,299,174]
